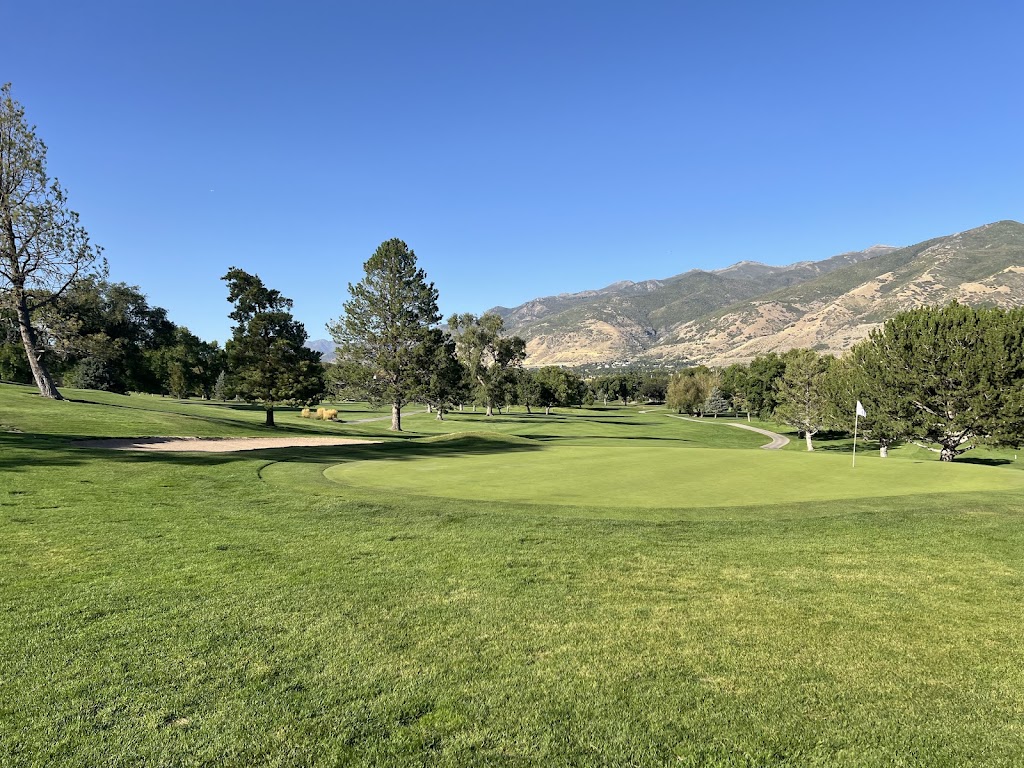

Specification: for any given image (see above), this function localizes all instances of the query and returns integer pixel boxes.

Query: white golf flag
[856,400,867,418]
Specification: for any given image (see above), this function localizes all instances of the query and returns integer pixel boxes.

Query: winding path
[666,414,790,450]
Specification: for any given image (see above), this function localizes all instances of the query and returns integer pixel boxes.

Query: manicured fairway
[325,442,1024,508]
[2,384,1024,767]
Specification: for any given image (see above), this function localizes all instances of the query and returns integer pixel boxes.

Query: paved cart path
[666,414,790,450]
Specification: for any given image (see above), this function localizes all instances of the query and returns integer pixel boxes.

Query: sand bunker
[74,436,380,453]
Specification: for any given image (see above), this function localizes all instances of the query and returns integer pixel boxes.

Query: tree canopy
[847,302,1024,460]
[773,349,831,451]
[328,238,440,431]
[448,312,526,416]
[531,366,585,414]
[0,83,105,398]
[666,367,718,415]
[223,267,323,426]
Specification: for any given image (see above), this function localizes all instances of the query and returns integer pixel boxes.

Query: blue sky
[5,1,1023,343]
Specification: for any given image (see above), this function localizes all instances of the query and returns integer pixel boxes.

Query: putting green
[323,444,1024,508]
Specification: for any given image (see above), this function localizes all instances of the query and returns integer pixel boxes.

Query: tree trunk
[436,410,444,421]
[15,294,62,400]
[525,403,532,414]
[265,405,275,427]
[545,406,552,415]
[485,402,493,417]
[426,403,432,413]
[879,445,888,458]
[391,402,402,431]
[940,445,956,461]
[804,431,814,451]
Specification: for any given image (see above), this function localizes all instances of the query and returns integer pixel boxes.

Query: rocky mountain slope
[305,338,337,362]
[491,220,1024,367]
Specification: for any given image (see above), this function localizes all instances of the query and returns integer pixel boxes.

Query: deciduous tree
[667,367,718,415]
[448,312,526,416]
[745,353,787,418]
[0,83,105,398]
[533,366,585,415]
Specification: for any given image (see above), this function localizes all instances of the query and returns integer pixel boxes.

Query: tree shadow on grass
[445,415,647,427]
[516,433,697,444]
[248,436,545,466]
[956,456,1016,467]
[62,397,367,437]
[0,432,543,473]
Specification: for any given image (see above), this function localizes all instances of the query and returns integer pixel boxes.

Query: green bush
[68,357,126,393]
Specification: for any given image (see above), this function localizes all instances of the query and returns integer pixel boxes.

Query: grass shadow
[0,432,544,472]
[956,456,1016,467]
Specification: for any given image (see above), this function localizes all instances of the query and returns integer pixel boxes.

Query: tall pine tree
[328,239,440,431]
[850,303,1024,461]
[223,268,323,426]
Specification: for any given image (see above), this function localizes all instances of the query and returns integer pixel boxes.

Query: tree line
[662,303,1024,461]
[4,82,1022,453]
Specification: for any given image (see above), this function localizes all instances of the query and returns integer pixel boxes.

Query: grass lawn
[2,384,1023,766]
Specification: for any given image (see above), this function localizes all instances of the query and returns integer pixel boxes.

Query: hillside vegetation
[493,220,1024,367]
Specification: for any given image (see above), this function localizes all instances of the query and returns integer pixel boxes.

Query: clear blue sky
[6,1,1023,343]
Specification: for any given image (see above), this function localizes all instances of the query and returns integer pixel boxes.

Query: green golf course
[323,441,1024,508]
[2,382,1023,766]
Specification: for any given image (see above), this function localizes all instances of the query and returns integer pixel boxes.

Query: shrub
[68,357,126,393]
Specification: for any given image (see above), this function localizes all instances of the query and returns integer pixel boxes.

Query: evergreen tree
[158,327,223,399]
[850,303,1024,461]
[328,239,440,431]
[774,349,830,451]
[703,387,731,417]
[413,328,468,421]
[223,268,323,426]
[213,369,227,401]
[826,350,903,457]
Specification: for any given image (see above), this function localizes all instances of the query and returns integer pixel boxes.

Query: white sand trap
[74,436,381,452]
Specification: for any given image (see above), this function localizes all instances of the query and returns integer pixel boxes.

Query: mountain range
[308,220,1024,369]
[486,219,1024,367]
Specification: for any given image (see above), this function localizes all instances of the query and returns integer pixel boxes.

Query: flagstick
[852,412,859,468]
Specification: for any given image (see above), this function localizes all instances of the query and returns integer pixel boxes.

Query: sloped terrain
[495,221,1024,366]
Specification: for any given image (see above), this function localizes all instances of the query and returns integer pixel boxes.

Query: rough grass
[2,384,1023,767]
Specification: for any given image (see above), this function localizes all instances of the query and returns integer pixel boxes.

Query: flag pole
[852,410,859,468]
